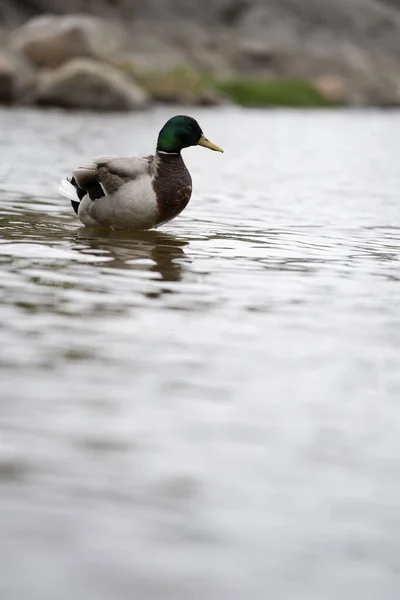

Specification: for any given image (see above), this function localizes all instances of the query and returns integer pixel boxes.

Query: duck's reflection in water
[75,228,190,282]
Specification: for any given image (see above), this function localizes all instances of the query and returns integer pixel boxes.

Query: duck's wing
[72,155,155,200]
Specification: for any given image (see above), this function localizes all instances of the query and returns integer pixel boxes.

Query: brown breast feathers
[152,153,192,225]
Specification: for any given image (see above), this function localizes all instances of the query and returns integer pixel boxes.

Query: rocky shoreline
[2,4,400,110]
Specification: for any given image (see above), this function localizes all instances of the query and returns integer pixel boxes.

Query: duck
[58,115,223,230]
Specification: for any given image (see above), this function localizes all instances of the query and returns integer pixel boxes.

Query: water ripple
[1,107,400,600]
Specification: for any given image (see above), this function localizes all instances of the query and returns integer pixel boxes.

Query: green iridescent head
[156,115,223,154]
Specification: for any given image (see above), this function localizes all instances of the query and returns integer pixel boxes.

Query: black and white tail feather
[58,177,84,215]
[58,174,106,216]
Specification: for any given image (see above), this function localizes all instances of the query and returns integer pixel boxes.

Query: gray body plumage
[60,152,192,230]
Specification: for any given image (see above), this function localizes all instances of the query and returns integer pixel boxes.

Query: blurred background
[3,0,400,107]
[1,2,400,600]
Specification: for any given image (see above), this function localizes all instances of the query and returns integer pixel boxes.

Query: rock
[312,75,348,104]
[132,65,226,105]
[36,58,148,111]
[10,14,122,69]
[198,89,229,106]
[170,24,237,77]
[123,24,189,73]
[0,49,35,104]
[133,65,203,104]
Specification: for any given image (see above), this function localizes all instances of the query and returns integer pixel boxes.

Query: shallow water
[1,106,400,600]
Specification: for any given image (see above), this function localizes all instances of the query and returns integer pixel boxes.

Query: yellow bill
[198,134,224,153]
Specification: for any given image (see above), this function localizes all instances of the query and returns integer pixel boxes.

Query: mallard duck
[59,115,223,230]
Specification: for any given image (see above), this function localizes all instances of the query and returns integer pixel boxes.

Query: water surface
[1,106,400,600]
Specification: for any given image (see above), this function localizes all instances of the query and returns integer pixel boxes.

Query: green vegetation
[116,62,210,104]
[117,59,338,108]
[214,78,334,108]
[136,66,207,103]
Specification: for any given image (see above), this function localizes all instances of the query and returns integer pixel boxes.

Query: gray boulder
[10,14,122,69]
[0,49,35,104]
[36,58,148,111]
